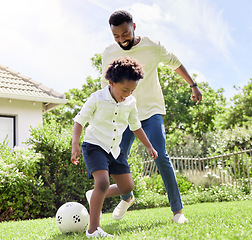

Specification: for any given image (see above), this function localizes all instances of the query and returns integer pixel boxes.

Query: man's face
[110,22,135,50]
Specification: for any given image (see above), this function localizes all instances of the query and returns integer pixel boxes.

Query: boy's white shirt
[74,85,141,159]
[101,37,182,121]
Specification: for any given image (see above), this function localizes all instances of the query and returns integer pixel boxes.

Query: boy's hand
[148,147,158,159]
[71,144,81,165]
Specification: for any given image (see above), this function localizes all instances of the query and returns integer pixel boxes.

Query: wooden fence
[142,149,252,187]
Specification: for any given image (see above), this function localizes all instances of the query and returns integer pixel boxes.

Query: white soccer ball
[55,202,89,233]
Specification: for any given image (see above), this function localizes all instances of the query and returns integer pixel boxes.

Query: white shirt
[101,37,182,121]
[74,85,141,159]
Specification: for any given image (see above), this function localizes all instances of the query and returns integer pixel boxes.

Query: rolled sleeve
[128,104,142,131]
[73,114,87,127]
[73,94,97,127]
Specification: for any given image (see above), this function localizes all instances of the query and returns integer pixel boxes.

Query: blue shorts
[81,142,131,179]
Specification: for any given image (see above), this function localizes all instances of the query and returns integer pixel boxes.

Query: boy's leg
[141,114,183,212]
[110,173,135,220]
[108,173,134,197]
[88,170,110,233]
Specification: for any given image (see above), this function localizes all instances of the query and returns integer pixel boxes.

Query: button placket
[113,105,118,132]
[111,105,118,149]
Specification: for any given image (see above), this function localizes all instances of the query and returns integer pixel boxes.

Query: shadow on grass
[106,218,170,235]
[48,218,169,239]
[49,231,86,240]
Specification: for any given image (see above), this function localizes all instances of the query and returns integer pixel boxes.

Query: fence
[142,149,252,187]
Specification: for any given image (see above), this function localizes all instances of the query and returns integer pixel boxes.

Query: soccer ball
[55,202,89,233]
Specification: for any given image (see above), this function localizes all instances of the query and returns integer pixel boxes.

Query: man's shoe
[86,189,102,219]
[86,227,114,238]
[172,213,189,223]
[112,195,135,221]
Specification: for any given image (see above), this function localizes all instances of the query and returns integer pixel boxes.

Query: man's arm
[175,64,202,104]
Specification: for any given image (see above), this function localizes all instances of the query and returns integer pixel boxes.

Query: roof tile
[0,64,66,100]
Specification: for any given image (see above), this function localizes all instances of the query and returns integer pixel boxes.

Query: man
[101,10,202,223]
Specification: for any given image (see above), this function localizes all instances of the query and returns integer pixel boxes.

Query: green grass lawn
[1,200,252,240]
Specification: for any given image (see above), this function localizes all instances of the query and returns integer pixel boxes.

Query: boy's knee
[96,179,110,193]
[122,182,134,195]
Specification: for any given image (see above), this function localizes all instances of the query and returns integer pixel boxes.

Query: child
[71,57,158,238]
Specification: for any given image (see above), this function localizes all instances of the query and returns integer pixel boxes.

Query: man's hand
[191,86,202,104]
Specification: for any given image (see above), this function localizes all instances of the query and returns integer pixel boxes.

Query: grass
[1,200,252,239]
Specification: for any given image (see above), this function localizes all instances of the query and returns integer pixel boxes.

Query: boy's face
[109,79,138,102]
[110,22,135,50]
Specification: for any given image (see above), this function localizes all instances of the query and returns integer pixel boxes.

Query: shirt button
[115,112,117,115]
[114,129,116,131]
[113,138,115,141]
[110,146,113,149]
[113,120,115,123]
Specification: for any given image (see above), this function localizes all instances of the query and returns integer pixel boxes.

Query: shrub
[0,142,53,221]
[181,183,252,205]
[26,120,94,213]
[141,171,192,195]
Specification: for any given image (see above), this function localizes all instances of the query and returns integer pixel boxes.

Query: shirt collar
[103,85,116,103]
[103,85,131,105]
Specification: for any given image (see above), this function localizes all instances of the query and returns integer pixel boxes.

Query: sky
[0,0,251,101]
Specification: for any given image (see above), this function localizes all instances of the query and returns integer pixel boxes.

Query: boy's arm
[174,64,202,104]
[133,128,158,159]
[71,122,83,165]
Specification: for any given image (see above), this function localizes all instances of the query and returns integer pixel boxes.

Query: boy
[71,57,158,238]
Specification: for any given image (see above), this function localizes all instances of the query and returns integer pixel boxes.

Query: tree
[158,64,226,140]
[221,79,252,129]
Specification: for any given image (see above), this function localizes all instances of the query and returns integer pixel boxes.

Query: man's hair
[109,10,133,26]
[105,57,144,83]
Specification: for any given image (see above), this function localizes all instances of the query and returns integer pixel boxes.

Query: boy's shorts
[81,142,131,179]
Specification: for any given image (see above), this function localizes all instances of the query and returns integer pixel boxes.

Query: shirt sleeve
[128,102,142,131]
[73,93,97,127]
[159,42,182,70]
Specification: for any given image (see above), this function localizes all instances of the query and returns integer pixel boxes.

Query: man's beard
[118,34,135,50]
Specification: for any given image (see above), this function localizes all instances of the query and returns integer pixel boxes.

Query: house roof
[0,64,67,112]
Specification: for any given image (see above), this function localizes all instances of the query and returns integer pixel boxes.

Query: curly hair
[105,57,144,83]
[109,10,133,26]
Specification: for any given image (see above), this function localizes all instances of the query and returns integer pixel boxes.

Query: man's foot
[86,189,102,219]
[172,213,189,223]
[86,227,114,238]
[112,195,135,221]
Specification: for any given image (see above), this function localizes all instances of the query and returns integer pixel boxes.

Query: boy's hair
[105,57,144,83]
[109,10,133,26]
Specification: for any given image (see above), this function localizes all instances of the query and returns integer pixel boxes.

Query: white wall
[0,98,43,147]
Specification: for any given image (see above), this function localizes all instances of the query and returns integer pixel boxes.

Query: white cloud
[129,3,164,23]
[189,69,209,83]
[128,0,233,61]
[0,0,110,93]
[85,0,113,12]
[0,0,247,99]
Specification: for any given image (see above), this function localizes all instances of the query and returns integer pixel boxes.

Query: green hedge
[0,142,54,221]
